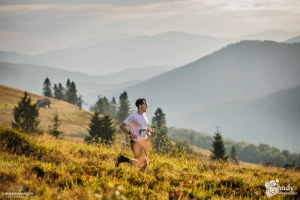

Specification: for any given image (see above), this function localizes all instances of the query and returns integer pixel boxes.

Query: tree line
[12,89,291,168]
[9,90,173,153]
[168,127,300,167]
[9,90,238,163]
[42,77,84,109]
[85,91,171,151]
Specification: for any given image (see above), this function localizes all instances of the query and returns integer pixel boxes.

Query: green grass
[1,125,299,199]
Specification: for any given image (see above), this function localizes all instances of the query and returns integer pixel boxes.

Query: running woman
[115,98,154,172]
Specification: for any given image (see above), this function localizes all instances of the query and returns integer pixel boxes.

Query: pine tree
[211,127,228,161]
[99,115,117,144]
[57,83,64,100]
[42,77,52,97]
[95,95,110,115]
[76,94,85,110]
[64,79,71,101]
[151,108,170,150]
[85,111,102,144]
[53,84,59,99]
[68,81,78,104]
[117,91,131,124]
[152,108,166,128]
[109,97,117,120]
[11,91,42,134]
[230,145,239,165]
[48,112,63,138]
[85,112,117,144]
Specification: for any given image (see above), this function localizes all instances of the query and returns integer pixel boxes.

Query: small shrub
[0,125,46,158]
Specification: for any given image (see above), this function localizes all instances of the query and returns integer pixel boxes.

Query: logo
[265,180,280,197]
[265,179,297,197]
[1,185,34,198]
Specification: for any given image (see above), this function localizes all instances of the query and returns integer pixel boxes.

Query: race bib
[139,129,147,136]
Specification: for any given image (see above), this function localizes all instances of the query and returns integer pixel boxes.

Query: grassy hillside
[0,84,92,138]
[0,125,299,199]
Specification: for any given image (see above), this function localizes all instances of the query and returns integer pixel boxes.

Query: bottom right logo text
[265,179,297,197]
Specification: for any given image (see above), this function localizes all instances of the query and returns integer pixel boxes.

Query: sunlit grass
[1,126,299,199]
[0,84,92,136]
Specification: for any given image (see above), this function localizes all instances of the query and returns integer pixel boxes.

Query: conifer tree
[151,108,170,150]
[85,111,102,143]
[117,91,131,124]
[57,83,64,100]
[99,115,117,144]
[68,81,78,104]
[96,95,110,115]
[48,112,63,138]
[11,91,42,134]
[230,145,239,165]
[109,97,117,120]
[53,84,59,99]
[64,79,71,101]
[42,77,52,97]
[211,127,228,161]
[76,94,86,110]
[85,112,117,144]
[66,78,71,90]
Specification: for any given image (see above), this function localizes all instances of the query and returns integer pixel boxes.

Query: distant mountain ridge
[1,30,299,75]
[0,62,109,98]
[0,62,163,106]
[284,35,300,43]
[95,66,174,83]
[67,32,137,49]
[234,29,300,42]
[114,41,300,116]
[168,86,300,153]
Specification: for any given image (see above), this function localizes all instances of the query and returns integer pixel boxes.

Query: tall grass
[0,125,299,199]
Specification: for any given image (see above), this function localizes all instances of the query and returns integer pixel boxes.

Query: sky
[0,0,300,55]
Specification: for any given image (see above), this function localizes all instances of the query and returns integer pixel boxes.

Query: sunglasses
[142,100,147,105]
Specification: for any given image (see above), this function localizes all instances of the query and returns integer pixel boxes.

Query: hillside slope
[0,84,92,137]
[109,41,300,116]
[168,86,300,153]
[284,35,300,43]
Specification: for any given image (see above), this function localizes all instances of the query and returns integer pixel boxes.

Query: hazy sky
[0,0,300,55]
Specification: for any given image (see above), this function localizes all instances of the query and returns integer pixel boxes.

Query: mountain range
[86,40,300,152]
[0,62,164,105]
[168,86,300,153]
[108,41,300,115]
[0,30,299,75]
[1,31,300,152]
[285,35,300,44]
[96,66,174,83]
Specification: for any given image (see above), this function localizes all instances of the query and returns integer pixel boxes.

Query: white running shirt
[123,111,149,141]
